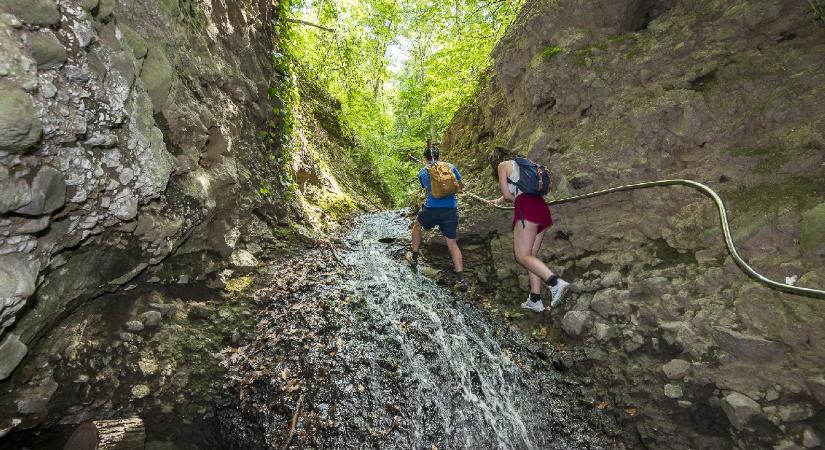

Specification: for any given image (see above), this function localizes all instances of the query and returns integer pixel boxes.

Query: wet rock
[15,166,66,216]
[800,202,825,257]
[561,310,592,337]
[140,47,174,112]
[125,320,144,332]
[0,86,42,153]
[0,333,27,380]
[662,359,690,379]
[664,384,683,399]
[141,310,162,328]
[16,378,58,414]
[28,31,67,70]
[720,392,761,430]
[0,254,39,337]
[4,0,60,26]
[803,428,822,449]
[711,326,786,364]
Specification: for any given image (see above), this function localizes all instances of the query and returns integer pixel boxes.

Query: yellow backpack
[427,161,461,198]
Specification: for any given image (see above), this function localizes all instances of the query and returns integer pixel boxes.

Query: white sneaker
[550,279,570,307]
[521,296,545,312]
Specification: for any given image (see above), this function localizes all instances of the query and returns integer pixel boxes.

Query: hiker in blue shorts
[411,144,467,291]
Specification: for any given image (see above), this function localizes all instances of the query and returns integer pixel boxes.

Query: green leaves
[282,0,523,204]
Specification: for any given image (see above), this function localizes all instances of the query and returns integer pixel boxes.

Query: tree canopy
[282,0,524,203]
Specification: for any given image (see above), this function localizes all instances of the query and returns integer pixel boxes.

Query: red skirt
[513,194,553,233]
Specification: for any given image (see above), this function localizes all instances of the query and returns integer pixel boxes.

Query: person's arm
[452,166,465,192]
[495,161,516,203]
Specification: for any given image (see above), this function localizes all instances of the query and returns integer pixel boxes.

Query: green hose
[463,180,825,299]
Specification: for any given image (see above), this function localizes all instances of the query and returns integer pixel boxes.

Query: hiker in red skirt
[487,148,570,312]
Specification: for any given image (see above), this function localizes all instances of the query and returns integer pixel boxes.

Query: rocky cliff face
[0,0,386,439]
[443,0,825,448]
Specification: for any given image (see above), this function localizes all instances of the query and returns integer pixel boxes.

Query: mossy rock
[140,46,174,112]
[3,0,60,26]
[119,24,148,59]
[0,85,42,153]
[800,202,825,257]
[28,32,67,70]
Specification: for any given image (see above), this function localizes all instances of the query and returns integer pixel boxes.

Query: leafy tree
[284,0,523,203]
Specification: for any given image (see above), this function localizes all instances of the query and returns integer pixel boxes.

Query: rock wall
[443,0,825,448]
[0,0,385,398]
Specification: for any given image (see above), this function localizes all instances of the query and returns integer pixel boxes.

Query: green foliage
[281,0,523,204]
[542,45,562,59]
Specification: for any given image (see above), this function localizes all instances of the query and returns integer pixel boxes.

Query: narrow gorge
[1,0,824,449]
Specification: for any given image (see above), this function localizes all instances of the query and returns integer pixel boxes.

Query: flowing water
[217,211,616,449]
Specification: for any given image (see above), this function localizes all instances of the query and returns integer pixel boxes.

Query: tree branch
[287,18,336,33]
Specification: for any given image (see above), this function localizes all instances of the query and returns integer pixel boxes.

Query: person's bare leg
[446,238,463,273]
[528,229,546,294]
[513,221,555,281]
[411,221,422,253]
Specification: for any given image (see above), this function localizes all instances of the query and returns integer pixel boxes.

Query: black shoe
[456,278,468,292]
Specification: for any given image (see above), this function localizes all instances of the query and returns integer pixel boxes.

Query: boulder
[803,427,822,449]
[800,202,825,257]
[141,310,162,328]
[140,47,174,112]
[720,391,761,430]
[0,333,27,380]
[662,358,691,379]
[15,166,66,216]
[590,288,631,319]
[4,0,61,26]
[0,166,31,213]
[561,310,592,337]
[96,0,116,19]
[0,86,42,153]
[711,326,787,364]
[28,32,67,70]
[119,24,148,59]
[230,249,259,269]
[15,378,58,414]
[80,0,99,12]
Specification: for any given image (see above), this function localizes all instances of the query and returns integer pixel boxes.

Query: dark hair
[488,146,512,179]
[424,144,439,162]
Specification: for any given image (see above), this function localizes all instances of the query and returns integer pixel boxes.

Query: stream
[217,211,618,449]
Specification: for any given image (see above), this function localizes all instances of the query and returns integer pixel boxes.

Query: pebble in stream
[216,211,618,449]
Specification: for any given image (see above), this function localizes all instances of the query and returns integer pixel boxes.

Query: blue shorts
[417,206,459,239]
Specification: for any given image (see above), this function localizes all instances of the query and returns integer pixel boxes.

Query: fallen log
[64,417,146,450]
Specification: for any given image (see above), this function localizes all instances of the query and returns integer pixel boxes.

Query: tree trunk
[64,417,146,450]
